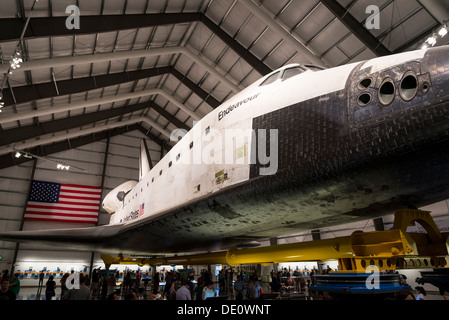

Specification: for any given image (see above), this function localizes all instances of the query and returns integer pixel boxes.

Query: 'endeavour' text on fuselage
[218,93,261,121]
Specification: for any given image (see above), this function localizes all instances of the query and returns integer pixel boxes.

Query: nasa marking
[123,209,139,222]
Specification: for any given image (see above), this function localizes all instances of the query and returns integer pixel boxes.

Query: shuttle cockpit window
[304,64,325,72]
[259,71,280,86]
[281,67,306,81]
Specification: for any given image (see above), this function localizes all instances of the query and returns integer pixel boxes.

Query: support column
[89,136,110,277]
[10,156,38,275]
[373,217,385,231]
[269,238,279,275]
[311,230,324,273]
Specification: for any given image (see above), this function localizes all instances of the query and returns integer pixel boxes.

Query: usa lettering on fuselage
[123,209,139,222]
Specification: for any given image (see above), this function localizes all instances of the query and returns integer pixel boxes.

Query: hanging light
[9,49,23,73]
[426,35,437,46]
[57,163,70,170]
[439,24,448,37]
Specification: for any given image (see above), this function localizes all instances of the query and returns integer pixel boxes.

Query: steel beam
[418,0,449,24]
[136,126,170,153]
[0,46,241,93]
[0,100,189,147]
[170,67,221,108]
[0,116,173,156]
[0,88,202,125]
[0,124,169,170]
[0,66,221,108]
[0,13,201,40]
[237,0,326,67]
[198,15,271,75]
[320,0,392,57]
[0,13,271,75]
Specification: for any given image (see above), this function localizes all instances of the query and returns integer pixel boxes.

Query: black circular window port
[357,93,371,107]
[358,78,372,90]
[399,72,418,101]
[378,79,395,106]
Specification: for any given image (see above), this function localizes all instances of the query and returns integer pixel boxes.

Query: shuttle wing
[0,224,124,253]
[0,216,254,255]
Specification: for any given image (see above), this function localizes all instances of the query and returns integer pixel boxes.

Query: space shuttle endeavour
[1,45,449,256]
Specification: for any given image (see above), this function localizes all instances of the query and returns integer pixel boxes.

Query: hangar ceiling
[0,0,448,170]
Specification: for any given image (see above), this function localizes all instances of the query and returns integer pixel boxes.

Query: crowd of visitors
[1,266,446,301]
[0,270,19,301]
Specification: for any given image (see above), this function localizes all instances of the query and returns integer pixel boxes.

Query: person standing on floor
[234,275,244,300]
[38,271,45,293]
[45,276,56,301]
[0,278,15,300]
[415,286,427,300]
[9,273,20,298]
[66,274,91,300]
[60,273,69,300]
[176,281,192,300]
[202,281,217,300]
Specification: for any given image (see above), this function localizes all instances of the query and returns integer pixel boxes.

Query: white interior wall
[0,161,34,274]
[0,130,162,278]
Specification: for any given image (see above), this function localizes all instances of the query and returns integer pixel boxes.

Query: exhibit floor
[14,284,448,301]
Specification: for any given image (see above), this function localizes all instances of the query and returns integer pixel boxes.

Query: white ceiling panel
[77,0,104,16]
[322,45,351,67]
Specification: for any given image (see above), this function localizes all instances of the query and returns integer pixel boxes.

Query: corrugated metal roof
[0,0,447,168]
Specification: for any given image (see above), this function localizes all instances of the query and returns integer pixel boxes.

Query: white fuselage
[107,49,429,227]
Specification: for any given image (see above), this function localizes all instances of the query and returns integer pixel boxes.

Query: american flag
[24,180,102,224]
[139,203,145,217]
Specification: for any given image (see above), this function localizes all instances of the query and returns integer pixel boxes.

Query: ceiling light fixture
[13,150,85,171]
[0,0,39,93]
[57,163,70,171]
[426,35,437,47]
[9,50,23,73]
[439,24,448,37]
[419,21,448,50]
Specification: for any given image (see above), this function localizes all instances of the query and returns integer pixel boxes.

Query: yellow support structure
[101,209,449,272]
